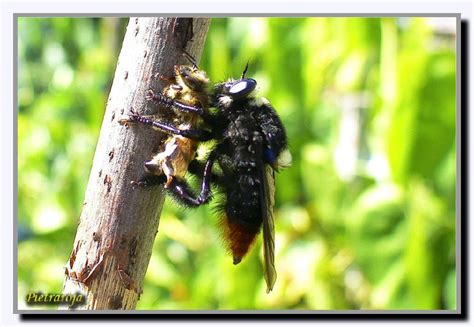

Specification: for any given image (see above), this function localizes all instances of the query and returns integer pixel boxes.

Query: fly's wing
[261,164,277,293]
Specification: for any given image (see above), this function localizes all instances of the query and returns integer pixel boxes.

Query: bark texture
[62,17,211,310]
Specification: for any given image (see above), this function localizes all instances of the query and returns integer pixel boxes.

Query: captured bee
[121,52,210,189]
[125,63,291,293]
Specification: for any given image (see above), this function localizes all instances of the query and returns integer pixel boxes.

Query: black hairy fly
[123,62,291,293]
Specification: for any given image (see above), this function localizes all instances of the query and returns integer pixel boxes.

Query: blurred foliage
[18,17,456,310]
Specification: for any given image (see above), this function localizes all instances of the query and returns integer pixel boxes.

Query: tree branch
[62,17,211,310]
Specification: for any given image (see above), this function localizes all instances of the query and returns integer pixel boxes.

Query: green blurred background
[18,17,457,310]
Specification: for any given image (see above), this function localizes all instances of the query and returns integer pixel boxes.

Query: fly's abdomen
[219,171,263,264]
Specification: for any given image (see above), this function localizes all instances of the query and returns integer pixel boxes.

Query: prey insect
[120,51,210,193]
[122,62,291,293]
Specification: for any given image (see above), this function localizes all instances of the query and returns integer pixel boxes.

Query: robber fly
[124,63,291,293]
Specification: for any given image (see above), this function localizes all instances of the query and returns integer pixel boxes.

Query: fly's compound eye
[227,78,257,99]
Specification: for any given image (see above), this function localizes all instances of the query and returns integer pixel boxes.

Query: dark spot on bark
[129,236,138,258]
[81,265,91,281]
[121,108,124,115]
[143,50,147,58]
[69,271,78,280]
[108,295,123,310]
[104,175,112,194]
[69,244,78,267]
[129,236,138,266]
[119,236,127,250]
[124,71,128,80]
[92,232,101,242]
[111,112,115,121]
[118,268,136,291]
[108,149,114,161]
[98,169,102,178]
